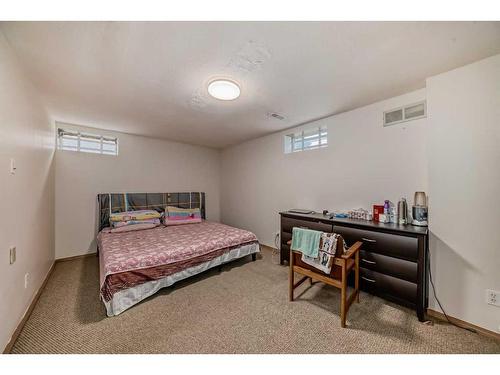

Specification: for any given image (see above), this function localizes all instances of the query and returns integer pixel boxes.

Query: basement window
[57,128,118,155]
[284,125,328,154]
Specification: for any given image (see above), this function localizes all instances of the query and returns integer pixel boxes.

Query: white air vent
[269,112,286,121]
[384,101,426,127]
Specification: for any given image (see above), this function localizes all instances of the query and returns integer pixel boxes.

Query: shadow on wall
[89,199,99,254]
[76,200,101,322]
[44,150,56,260]
[428,231,478,315]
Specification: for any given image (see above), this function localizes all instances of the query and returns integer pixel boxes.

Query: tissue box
[378,214,390,223]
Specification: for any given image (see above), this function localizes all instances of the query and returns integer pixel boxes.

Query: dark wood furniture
[288,238,363,327]
[280,211,429,321]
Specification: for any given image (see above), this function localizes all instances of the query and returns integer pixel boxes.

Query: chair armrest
[341,241,362,259]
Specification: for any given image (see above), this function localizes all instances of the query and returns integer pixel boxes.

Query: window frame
[284,125,328,154]
[57,128,119,156]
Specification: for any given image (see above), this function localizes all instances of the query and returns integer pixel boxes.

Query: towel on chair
[291,227,322,257]
[301,233,344,274]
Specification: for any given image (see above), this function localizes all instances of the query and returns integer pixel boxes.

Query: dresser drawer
[360,267,417,305]
[360,250,417,283]
[333,225,418,261]
[281,216,333,234]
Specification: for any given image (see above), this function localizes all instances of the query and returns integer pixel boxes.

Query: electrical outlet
[24,273,29,289]
[486,289,500,307]
[9,246,16,264]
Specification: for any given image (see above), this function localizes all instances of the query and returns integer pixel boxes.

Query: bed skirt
[103,242,260,316]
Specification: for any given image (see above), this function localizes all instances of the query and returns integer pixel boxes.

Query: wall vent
[384,101,426,127]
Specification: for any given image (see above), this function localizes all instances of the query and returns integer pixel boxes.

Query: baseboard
[2,261,56,354]
[259,243,276,251]
[3,252,97,353]
[55,252,97,263]
[427,308,500,341]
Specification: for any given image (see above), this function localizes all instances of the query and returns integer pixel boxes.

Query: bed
[96,192,260,316]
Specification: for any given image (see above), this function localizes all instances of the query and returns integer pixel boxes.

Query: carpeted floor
[11,247,500,354]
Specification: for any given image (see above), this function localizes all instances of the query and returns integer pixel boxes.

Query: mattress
[97,221,259,315]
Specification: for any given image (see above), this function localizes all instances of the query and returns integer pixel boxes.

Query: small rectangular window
[57,128,118,155]
[284,125,327,154]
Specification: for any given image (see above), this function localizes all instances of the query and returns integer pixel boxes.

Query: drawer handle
[362,237,377,243]
[361,276,376,283]
[361,259,376,265]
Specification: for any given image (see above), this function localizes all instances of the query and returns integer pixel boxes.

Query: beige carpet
[11,247,500,354]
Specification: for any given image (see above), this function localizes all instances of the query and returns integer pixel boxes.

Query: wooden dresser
[280,211,429,321]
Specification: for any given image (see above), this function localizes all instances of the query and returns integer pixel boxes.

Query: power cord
[427,248,477,333]
[272,233,281,264]
[274,232,280,249]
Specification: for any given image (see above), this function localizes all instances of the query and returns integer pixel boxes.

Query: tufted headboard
[97,192,205,231]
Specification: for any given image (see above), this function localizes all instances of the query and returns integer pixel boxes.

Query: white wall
[426,54,500,333]
[55,123,221,259]
[0,32,55,350]
[221,89,428,247]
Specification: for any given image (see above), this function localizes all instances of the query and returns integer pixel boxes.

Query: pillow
[164,206,202,226]
[112,218,161,228]
[109,210,161,223]
[108,222,160,233]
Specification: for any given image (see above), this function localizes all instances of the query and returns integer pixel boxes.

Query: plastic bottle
[384,200,390,215]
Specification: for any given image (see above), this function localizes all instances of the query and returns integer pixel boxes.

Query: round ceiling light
[207,79,241,101]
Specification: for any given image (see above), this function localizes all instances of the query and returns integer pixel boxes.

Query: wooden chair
[287,236,362,328]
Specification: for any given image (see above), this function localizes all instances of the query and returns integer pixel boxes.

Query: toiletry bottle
[384,200,390,215]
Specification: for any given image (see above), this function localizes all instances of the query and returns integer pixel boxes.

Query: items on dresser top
[372,205,385,222]
[397,198,409,225]
[288,208,315,214]
[348,208,372,221]
[279,210,429,321]
[331,211,348,218]
[411,191,428,227]
[378,213,390,223]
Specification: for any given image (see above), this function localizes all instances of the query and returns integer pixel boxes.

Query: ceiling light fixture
[207,79,241,101]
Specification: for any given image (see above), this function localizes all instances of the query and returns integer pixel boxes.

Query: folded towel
[291,227,322,257]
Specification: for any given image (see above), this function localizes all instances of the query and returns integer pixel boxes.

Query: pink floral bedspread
[97,221,258,296]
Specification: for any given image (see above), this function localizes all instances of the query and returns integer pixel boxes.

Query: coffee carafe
[397,198,408,225]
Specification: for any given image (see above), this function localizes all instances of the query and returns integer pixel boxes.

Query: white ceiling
[2,21,500,148]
